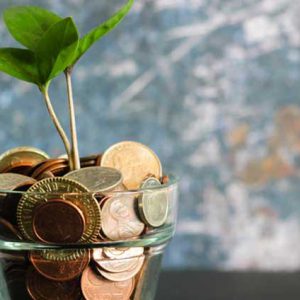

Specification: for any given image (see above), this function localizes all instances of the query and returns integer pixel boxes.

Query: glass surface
[0,176,178,300]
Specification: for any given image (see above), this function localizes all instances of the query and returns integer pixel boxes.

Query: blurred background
[0,0,299,271]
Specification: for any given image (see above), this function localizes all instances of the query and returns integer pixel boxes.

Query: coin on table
[138,177,169,227]
[64,166,123,192]
[0,146,49,173]
[93,248,144,273]
[29,250,90,281]
[81,266,134,300]
[101,194,145,240]
[101,141,162,190]
[26,267,81,300]
[17,177,101,242]
[32,199,85,243]
[97,255,145,281]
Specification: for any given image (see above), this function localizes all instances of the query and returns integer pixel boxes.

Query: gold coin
[17,177,101,242]
[138,177,169,227]
[64,166,123,192]
[101,194,145,240]
[0,146,49,173]
[101,141,162,190]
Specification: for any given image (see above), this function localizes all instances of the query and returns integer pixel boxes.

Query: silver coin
[64,166,123,192]
[138,177,168,227]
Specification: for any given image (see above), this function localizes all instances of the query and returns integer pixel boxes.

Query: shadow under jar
[0,176,178,300]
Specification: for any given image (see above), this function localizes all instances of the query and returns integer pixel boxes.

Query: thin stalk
[65,68,80,170]
[41,84,73,169]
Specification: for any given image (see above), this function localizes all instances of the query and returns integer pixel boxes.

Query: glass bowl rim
[0,174,179,196]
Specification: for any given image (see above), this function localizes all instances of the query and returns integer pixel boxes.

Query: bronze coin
[32,199,85,243]
[81,266,134,300]
[26,267,81,300]
[1,161,34,175]
[36,171,55,180]
[161,175,170,184]
[29,250,90,281]
[30,159,67,179]
[95,154,102,166]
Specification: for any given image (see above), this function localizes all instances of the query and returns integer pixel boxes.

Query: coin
[81,266,134,300]
[30,158,67,179]
[26,267,81,300]
[29,250,90,281]
[101,141,162,190]
[0,147,49,173]
[40,249,87,261]
[101,194,145,240]
[138,177,168,227]
[0,173,36,191]
[161,175,170,184]
[32,199,85,243]
[64,166,123,192]
[17,177,101,242]
[103,247,144,259]
[97,255,145,281]
[93,248,143,273]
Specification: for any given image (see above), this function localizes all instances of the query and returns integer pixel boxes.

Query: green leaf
[0,48,39,84]
[36,17,79,84]
[3,6,62,51]
[72,0,134,65]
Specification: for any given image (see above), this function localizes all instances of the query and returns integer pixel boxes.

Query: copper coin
[1,161,34,174]
[30,158,67,179]
[93,248,143,273]
[29,250,90,281]
[26,267,81,300]
[101,194,145,240]
[97,255,145,281]
[36,171,55,180]
[81,266,134,300]
[0,146,49,173]
[32,199,85,243]
[161,175,170,184]
[95,154,102,166]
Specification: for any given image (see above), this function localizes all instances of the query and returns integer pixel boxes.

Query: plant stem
[65,68,80,170]
[41,84,73,169]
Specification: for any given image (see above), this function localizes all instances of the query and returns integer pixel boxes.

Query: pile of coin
[0,141,170,299]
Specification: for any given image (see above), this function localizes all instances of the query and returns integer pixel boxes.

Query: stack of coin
[0,141,170,299]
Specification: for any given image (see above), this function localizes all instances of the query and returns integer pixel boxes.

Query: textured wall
[0,0,300,270]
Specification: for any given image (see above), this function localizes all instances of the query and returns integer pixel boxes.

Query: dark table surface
[156,271,300,300]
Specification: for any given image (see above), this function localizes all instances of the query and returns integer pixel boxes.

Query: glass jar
[0,176,178,300]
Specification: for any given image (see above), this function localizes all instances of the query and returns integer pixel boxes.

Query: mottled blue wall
[0,0,300,270]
